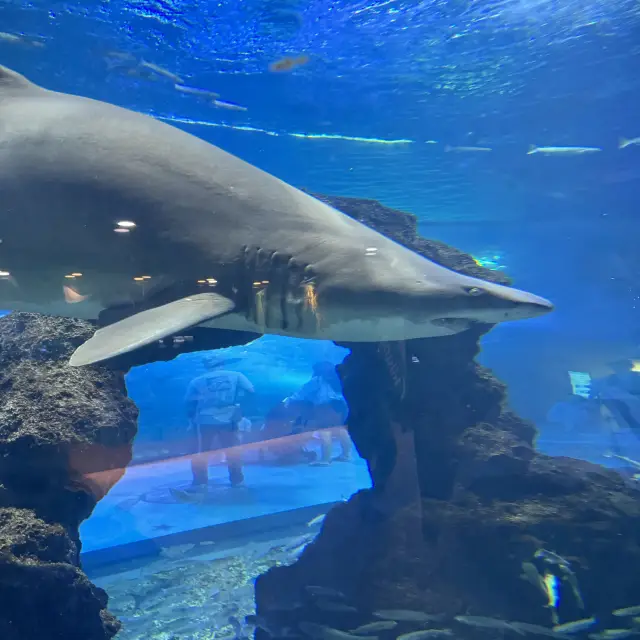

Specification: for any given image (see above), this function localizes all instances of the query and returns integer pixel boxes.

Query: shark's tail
[619,137,630,150]
[527,144,538,155]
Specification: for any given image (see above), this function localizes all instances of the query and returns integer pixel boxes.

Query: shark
[0,65,554,368]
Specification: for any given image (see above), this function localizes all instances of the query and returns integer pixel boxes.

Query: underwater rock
[256,458,640,629]
[0,313,137,639]
[255,195,640,633]
[0,507,120,640]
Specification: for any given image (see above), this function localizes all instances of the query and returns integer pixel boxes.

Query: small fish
[159,543,195,559]
[307,513,327,527]
[174,83,220,99]
[284,533,315,551]
[103,51,137,72]
[521,561,546,592]
[288,541,312,559]
[444,145,492,152]
[104,49,135,62]
[589,631,638,640]
[375,610,443,623]
[0,32,24,44]
[552,618,597,634]
[535,549,572,569]
[527,145,601,155]
[122,66,159,81]
[510,622,568,637]
[269,54,310,72]
[558,565,585,610]
[315,599,358,613]
[300,622,368,640]
[455,616,523,634]
[397,631,453,640]
[619,137,640,149]
[246,615,282,636]
[350,621,398,635]
[305,585,346,599]
[248,616,299,637]
[139,60,184,84]
[0,32,44,47]
[614,607,640,617]
[213,99,248,112]
[604,452,640,471]
[152,523,173,532]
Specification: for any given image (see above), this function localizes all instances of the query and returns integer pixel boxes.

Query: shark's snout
[475,285,554,324]
[519,295,554,317]
[430,279,554,328]
[500,288,554,319]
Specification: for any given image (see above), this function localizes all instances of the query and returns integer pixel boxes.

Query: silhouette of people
[283,361,352,465]
[184,356,254,490]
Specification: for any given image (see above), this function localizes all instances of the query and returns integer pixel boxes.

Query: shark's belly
[202,311,459,342]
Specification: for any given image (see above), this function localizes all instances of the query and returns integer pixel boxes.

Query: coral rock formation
[255,195,640,633]
[0,313,138,640]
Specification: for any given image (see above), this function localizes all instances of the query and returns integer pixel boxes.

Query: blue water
[4,0,639,426]
[3,0,640,637]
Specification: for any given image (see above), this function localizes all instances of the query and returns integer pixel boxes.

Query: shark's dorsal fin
[0,65,36,91]
[69,292,235,367]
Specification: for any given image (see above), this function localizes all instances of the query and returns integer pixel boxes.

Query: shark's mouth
[431,317,474,332]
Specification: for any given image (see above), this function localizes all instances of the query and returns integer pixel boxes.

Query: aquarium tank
[1,0,639,638]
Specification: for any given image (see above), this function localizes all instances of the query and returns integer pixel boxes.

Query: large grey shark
[0,65,553,367]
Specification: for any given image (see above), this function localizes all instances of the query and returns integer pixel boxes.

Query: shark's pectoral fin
[68,293,235,367]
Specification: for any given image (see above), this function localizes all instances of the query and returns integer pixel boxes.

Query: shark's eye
[465,286,485,296]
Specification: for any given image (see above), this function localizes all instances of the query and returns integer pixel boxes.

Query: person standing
[184,356,254,490]
[283,360,352,465]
